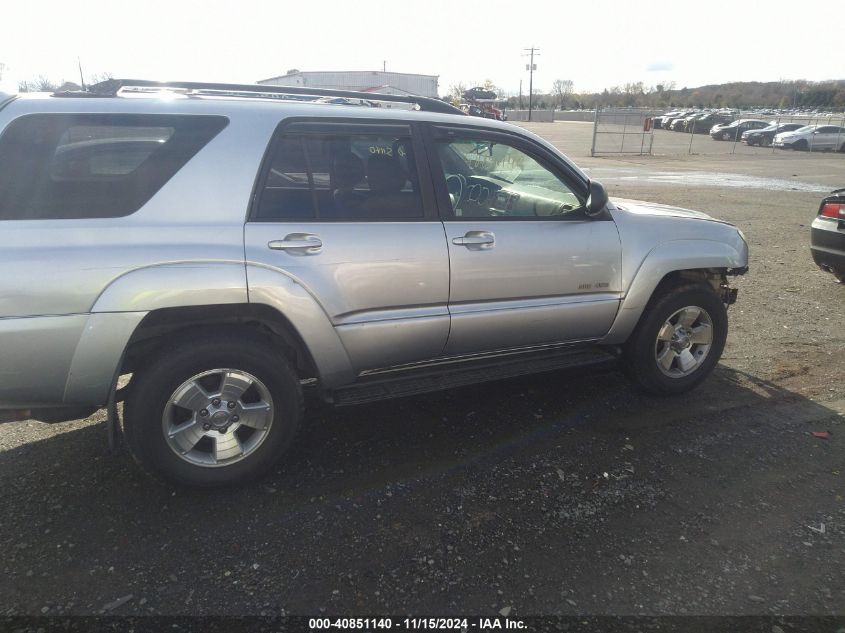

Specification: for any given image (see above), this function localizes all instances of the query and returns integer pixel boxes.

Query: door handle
[268,233,323,255]
[452,231,495,250]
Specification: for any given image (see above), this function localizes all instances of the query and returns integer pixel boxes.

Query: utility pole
[383,60,386,72]
[78,57,85,90]
[518,80,523,109]
[523,47,539,121]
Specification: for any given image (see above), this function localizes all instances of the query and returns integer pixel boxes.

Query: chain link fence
[590,106,845,158]
[590,107,658,156]
[654,112,845,157]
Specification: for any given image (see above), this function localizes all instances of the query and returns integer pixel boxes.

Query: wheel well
[655,269,725,295]
[120,304,318,381]
[648,268,738,310]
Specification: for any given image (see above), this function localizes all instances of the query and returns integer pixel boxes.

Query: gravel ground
[1,122,843,617]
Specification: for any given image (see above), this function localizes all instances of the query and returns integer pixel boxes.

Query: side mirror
[586,180,609,217]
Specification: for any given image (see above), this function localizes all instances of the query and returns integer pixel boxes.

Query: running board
[332,347,619,406]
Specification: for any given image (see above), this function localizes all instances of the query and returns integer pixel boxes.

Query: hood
[611,197,721,222]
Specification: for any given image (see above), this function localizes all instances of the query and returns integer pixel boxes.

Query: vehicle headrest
[367,154,406,193]
[332,152,364,190]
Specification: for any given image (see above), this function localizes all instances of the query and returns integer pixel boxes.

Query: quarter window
[434,136,584,219]
[0,114,227,220]
[253,125,424,221]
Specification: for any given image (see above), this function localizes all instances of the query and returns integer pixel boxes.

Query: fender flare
[245,264,355,389]
[65,262,250,406]
[601,239,747,345]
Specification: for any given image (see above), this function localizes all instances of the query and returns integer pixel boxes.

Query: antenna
[78,57,86,91]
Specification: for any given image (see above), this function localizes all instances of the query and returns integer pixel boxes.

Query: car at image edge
[811,189,845,283]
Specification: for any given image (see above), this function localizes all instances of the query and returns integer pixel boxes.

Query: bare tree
[18,75,62,92]
[481,79,504,98]
[88,72,113,86]
[447,82,467,106]
[552,79,574,110]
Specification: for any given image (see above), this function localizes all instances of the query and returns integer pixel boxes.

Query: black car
[688,113,733,134]
[742,123,804,147]
[811,188,845,283]
[710,119,770,141]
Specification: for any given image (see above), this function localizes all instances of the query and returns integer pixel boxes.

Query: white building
[258,70,439,98]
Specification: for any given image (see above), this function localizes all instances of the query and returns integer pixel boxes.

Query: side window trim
[423,123,591,222]
[247,117,438,223]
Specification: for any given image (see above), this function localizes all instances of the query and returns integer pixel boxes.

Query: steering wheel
[445,174,466,210]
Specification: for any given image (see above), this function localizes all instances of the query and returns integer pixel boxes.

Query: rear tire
[622,283,728,395]
[124,332,303,487]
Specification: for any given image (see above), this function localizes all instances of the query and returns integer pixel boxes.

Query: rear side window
[253,123,424,221]
[0,113,228,220]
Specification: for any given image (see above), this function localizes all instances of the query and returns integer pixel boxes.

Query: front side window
[254,125,424,221]
[434,136,584,219]
[0,114,227,220]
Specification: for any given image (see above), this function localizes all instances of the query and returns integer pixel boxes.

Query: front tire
[622,283,728,395]
[124,332,303,487]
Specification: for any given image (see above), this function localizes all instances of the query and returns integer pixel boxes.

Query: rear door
[425,124,622,356]
[244,119,450,373]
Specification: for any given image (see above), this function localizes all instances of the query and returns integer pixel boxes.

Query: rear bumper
[811,222,845,276]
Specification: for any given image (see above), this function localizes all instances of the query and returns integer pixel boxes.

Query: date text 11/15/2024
[309,618,526,630]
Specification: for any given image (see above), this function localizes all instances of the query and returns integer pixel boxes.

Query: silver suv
[0,80,748,486]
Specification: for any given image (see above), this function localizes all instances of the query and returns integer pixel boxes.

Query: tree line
[448,79,845,111]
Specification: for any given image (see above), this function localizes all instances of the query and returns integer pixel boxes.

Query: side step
[332,347,619,406]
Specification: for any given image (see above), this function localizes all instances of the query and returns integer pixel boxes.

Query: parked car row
[654,110,845,151]
[654,110,735,134]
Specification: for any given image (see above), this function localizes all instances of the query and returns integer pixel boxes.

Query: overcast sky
[1,0,840,96]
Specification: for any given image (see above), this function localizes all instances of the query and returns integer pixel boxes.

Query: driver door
[426,125,622,356]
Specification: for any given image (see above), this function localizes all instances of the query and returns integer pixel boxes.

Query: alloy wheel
[161,369,274,467]
[654,306,714,378]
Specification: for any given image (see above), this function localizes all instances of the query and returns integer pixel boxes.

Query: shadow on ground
[1,365,842,616]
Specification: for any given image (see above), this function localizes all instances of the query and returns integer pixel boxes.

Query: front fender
[601,239,748,345]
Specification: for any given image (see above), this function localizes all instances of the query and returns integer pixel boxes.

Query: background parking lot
[1,121,843,617]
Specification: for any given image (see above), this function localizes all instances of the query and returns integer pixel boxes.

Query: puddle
[582,168,831,193]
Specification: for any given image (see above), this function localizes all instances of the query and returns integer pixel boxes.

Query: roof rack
[56,79,465,116]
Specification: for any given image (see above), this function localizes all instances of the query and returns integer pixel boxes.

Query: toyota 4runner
[0,80,748,486]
